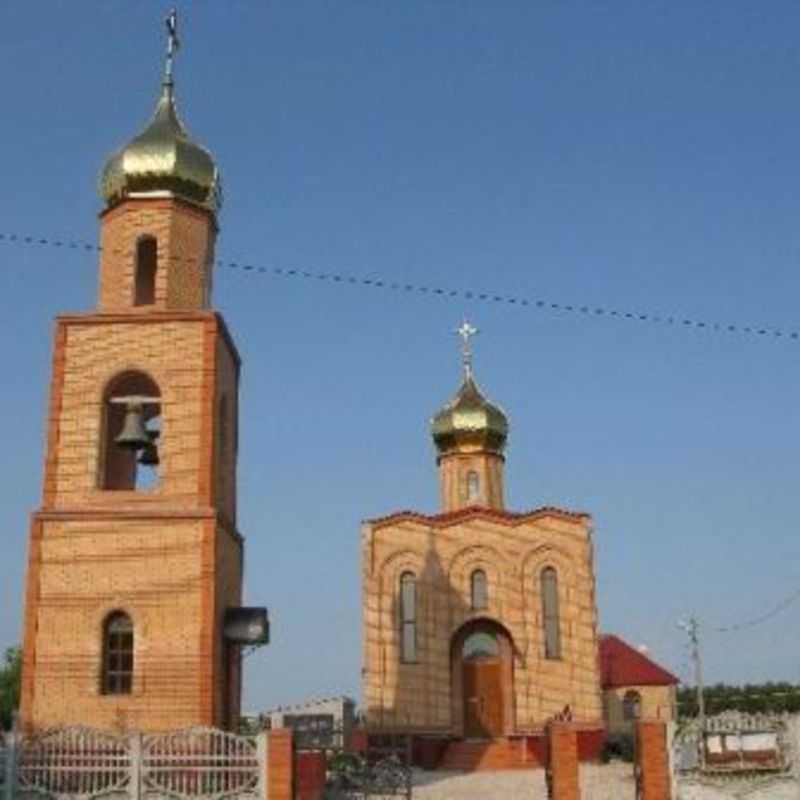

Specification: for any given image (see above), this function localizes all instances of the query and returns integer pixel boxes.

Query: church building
[361,324,605,760]
[18,16,265,733]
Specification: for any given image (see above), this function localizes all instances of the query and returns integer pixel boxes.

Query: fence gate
[297,729,412,800]
[2,726,267,800]
[16,727,132,799]
[141,728,262,800]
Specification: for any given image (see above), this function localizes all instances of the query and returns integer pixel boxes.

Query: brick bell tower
[19,15,260,733]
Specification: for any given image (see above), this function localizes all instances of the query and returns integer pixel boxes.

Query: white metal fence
[673,712,800,800]
[0,726,268,800]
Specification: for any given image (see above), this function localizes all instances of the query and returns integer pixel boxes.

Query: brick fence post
[547,722,579,800]
[267,729,294,800]
[636,720,672,800]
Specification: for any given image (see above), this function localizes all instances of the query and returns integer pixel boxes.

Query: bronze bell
[138,430,160,467]
[115,402,149,450]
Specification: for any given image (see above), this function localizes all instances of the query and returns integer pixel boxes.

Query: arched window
[470,569,488,610]
[399,572,417,663]
[463,631,499,660]
[134,236,157,306]
[101,371,161,491]
[102,612,134,695]
[466,470,480,503]
[623,690,642,721]
[541,567,561,659]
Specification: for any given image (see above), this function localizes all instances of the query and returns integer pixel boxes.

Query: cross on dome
[163,9,180,87]
[456,320,479,378]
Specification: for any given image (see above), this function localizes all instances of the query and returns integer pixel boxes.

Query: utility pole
[678,615,705,767]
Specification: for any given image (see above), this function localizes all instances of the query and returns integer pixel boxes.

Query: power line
[1,229,799,342]
[713,585,800,634]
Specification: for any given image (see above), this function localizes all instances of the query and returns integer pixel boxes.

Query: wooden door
[463,658,503,738]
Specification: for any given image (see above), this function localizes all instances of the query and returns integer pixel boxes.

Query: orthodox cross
[163,9,180,86]
[456,320,479,378]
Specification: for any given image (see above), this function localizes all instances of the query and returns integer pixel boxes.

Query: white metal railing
[2,726,268,800]
[673,712,800,799]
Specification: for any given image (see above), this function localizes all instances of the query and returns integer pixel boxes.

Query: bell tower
[20,14,248,733]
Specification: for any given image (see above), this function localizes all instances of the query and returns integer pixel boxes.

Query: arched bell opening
[100,371,161,491]
[450,618,515,739]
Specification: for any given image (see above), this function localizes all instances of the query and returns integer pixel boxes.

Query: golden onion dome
[99,82,221,213]
[431,372,509,457]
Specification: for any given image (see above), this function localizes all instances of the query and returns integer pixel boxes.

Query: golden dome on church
[99,82,221,213]
[431,372,509,457]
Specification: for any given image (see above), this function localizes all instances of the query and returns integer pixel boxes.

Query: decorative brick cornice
[366,504,591,531]
[55,311,241,368]
[32,507,245,545]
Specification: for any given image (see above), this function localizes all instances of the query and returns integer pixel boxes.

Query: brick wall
[23,515,210,731]
[363,509,603,732]
[636,720,672,800]
[438,451,505,511]
[604,685,676,735]
[98,198,215,312]
[22,300,245,732]
[267,729,293,800]
[295,750,326,800]
[548,722,579,800]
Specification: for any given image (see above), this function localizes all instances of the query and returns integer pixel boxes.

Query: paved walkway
[411,762,635,799]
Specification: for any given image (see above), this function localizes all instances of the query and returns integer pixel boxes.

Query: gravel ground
[411,762,635,799]
[676,777,798,800]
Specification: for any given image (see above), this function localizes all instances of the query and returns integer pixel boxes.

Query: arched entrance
[451,619,515,739]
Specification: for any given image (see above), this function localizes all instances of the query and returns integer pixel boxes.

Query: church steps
[438,738,539,771]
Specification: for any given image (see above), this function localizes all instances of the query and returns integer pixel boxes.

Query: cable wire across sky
[1,229,799,343]
[713,585,800,634]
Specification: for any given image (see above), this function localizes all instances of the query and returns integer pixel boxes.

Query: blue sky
[2,1,800,710]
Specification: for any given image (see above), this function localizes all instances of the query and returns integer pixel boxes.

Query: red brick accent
[636,721,672,800]
[295,750,326,800]
[42,321,67,508]
[268,729,294,800]
[577,727,607,761]
[19,516,44,732]
[198,517,217,725]
[54,311,241,368]
[198,317,217,504]
[547,722,579,800]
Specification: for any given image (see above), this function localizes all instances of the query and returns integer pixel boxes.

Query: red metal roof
[599,634,679,688]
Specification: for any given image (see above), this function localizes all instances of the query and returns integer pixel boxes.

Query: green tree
[0,646,21,730]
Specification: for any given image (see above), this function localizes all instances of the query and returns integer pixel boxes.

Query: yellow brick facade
[362,508,605,734]
[603,685,676,736]
[20,195,245,733]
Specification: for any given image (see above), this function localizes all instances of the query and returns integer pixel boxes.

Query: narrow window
[102,612,134,695]
[623,690,642,721]
[134,236,157,306]
[399,572,417,663]
[216,395,228,508]
[470,569,488,610]
[466,470,480,503]
[541,567,561,659]
[101,371,161,491]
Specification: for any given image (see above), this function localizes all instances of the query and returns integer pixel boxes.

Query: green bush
[600,733,635,763]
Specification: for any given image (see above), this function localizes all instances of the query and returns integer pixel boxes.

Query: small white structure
[259,696,356,750]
